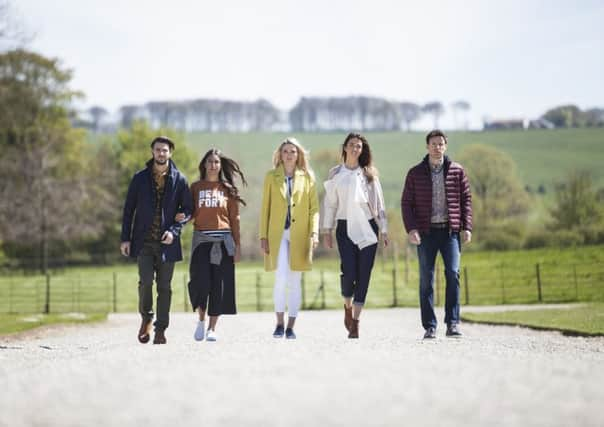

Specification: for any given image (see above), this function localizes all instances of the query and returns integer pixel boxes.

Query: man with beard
[120,136,192,344]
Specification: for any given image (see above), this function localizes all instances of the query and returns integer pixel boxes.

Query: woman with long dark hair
[259,137,319,339]
[183,148,247,342]
[321,133,388,339]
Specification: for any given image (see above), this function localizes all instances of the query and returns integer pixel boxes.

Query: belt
[430,222,449,229]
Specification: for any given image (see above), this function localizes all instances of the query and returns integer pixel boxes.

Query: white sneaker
[194,321,205,341]
[206,329,217,342]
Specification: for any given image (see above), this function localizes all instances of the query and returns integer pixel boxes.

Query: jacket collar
[422,155,450,173]
[275,165,304,198]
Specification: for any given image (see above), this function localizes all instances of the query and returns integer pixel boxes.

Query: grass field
[462,303,604,336]
[0,313,107,336]
[1,245,602,315]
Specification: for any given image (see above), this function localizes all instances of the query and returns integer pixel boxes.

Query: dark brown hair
[425,129,448,144]
[199,148,247,206]
[150,136,175,151]
[341,132,377,182]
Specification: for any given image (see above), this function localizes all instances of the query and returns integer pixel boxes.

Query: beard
[154,158,168,166]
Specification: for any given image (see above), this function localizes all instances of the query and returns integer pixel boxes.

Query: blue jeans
[417,228,461,330]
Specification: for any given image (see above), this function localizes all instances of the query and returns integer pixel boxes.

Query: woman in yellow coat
[259,137,319,339]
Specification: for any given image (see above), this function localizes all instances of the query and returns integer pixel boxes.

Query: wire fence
[1,259,603,314]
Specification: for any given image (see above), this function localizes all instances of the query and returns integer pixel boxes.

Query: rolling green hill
[182,129,604,246]
[185,128,604,204]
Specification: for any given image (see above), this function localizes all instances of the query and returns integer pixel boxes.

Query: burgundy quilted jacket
[401,155,472,233]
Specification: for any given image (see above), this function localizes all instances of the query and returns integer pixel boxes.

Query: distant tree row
[81,98,472,133]
[541,105,604,128]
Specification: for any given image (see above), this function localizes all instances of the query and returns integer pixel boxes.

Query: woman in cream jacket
[322,132,388,339]
[259,138,319,339]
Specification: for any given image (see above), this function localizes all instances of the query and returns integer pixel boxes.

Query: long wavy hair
[341,132,377,182]
[199,148,247,206]
[272,137,314,178]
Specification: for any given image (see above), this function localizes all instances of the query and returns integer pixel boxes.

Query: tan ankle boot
[348,319,359,339]
[344,305,353,332]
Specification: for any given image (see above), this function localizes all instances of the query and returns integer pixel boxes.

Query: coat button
[293,203,296,207]
[292,219,295,222]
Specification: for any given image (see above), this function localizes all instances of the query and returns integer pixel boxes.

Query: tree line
[82,98,470,133]
[83,99,604,134]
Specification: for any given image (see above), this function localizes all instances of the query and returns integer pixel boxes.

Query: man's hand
[408,230,421,245]
[260,238,269,255]
[462,230,472,244]
[120,241,130,257]
[323,233,333,249]
[161,231,174,245]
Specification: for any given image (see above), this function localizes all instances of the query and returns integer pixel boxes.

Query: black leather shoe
[153,329,167,344]
[423,327,436,339]
[446,324,463,338]
[138,318,152,344]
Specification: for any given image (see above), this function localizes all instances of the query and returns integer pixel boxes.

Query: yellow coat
[259,166,319,272]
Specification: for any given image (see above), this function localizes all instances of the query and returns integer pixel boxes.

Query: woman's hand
[260,238,269,254]
[323,233,333,249]
[381,232,389,248]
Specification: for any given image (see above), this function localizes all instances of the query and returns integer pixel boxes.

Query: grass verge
[462,303,604,336]
[0,312,107,336]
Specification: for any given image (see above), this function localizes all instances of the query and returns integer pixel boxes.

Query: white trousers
[273,229,302,317]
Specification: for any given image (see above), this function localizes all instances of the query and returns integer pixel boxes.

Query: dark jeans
[335,219,378,306]
[137,242,175,331]
[188,242,237,316]
[417,228,461,330]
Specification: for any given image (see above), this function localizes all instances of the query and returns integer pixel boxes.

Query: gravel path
[1,308,603,427]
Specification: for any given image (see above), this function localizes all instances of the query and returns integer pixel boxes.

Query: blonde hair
[272,137,314,178]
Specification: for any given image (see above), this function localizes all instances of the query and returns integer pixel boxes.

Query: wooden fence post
[573,265,578,301]
[392,268,398,307]
[44,273,51,314]
[500,263,505,304]
[301,272,306,309]
[256,272,262,311]
[404,245,409,285]
[536,263,542,303]
[464,266,470,305]
[113,272,118,313]
[435,259,441,306]
[183,273,188,312]
[320,270,326,309]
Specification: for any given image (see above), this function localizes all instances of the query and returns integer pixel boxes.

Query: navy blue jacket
[121,159,193,262]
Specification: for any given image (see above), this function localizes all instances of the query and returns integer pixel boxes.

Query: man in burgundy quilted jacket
[401,130,473,339]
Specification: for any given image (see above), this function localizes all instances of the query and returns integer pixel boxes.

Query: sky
[11,0,604,129]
